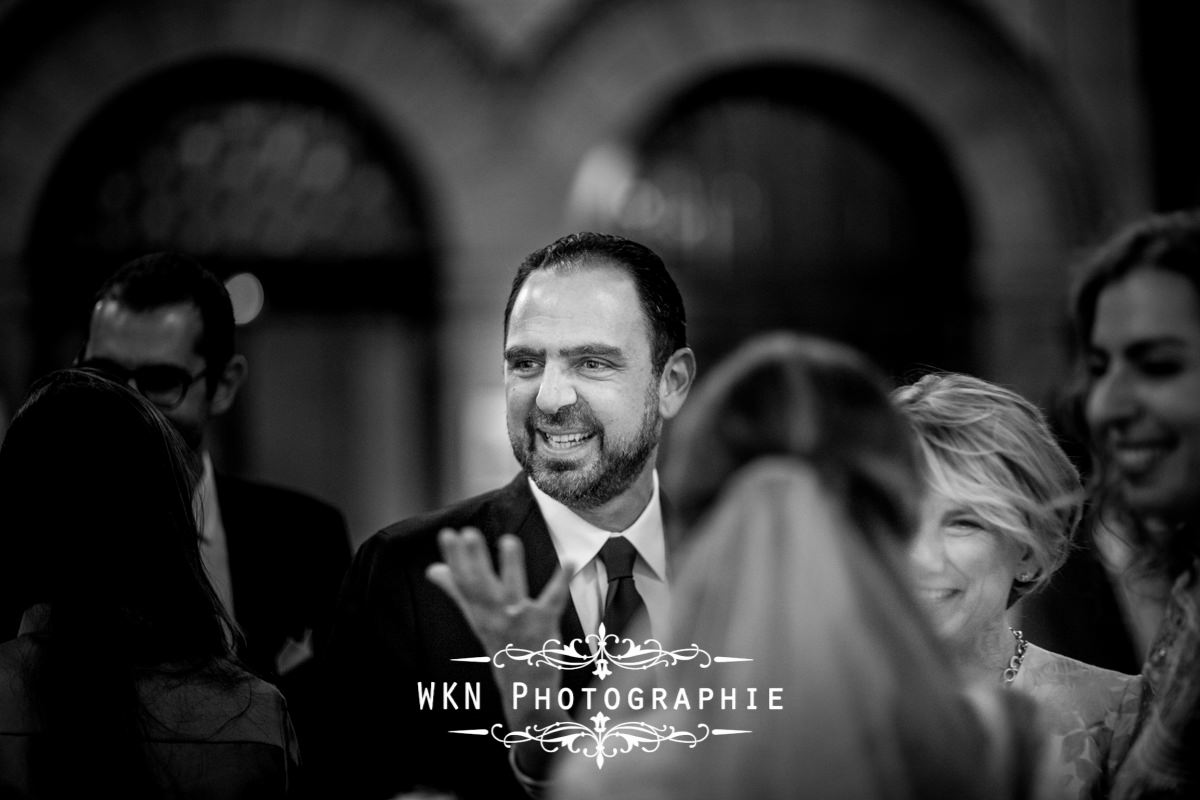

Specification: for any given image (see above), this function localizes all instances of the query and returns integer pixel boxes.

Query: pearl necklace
[1002,627,1027,684]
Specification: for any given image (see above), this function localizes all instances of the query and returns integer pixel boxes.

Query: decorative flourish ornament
[449,628,757,767]
[489,623,723,681]
[491,717,751,769]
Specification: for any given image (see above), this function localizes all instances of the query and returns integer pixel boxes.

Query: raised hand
[426,527,575,786]
[426,527,572,657]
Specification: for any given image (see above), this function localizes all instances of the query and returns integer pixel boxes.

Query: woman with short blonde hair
[894,372,1143,800]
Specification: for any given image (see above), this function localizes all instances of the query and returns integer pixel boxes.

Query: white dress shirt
[527,472,670,640]
[195,452,236,623]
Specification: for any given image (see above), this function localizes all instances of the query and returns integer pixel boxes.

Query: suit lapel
[495,476,678,641]
[488,476,689,708]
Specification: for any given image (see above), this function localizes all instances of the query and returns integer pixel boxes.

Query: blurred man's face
[83,300,214,453]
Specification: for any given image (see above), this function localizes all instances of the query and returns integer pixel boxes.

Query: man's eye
[509,359,540,373]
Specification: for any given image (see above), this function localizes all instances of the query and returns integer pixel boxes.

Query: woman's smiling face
[908,489,1029,649]
[1086,268,1200,521]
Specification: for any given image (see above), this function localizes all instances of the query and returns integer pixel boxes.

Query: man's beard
[509,388,661,510]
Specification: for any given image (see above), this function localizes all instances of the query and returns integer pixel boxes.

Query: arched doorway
[27,57,439,542]
[571,63,973,380]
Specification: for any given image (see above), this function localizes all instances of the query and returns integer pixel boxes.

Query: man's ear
[209,354,247,417]
[658,347,696,420]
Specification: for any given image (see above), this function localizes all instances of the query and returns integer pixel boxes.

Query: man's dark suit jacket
[215,475,351,736]
[323,473,595,800]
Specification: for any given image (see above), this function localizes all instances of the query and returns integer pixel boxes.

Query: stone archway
[568,61,974,379]
[529,0,1109,395]
[23,54,445,542]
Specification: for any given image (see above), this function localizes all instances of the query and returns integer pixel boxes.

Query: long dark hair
[0,368,241,796]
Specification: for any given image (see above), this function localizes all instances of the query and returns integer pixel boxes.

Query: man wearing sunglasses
[77,251,350,739]
[80,266,239,456]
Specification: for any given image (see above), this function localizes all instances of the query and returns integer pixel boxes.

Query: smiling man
[505,263,665,521]
[324,233,695,800]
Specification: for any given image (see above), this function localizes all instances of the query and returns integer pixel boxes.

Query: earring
[1016,571,1034,582]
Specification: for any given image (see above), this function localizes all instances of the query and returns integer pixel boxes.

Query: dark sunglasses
[76,357,209,410]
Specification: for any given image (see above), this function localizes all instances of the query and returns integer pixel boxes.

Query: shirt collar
[528,471,667,582]
[195,451,219,544]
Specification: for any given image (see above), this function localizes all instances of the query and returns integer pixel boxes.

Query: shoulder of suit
[369,473,534,551]
[216,473,341,515]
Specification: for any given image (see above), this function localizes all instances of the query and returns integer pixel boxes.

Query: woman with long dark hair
[1070,210,1200,797]
[0,368,298,798]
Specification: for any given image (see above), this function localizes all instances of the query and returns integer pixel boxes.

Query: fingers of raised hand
[498,534,530,604]
[424,562,464,607]
[501,561,571,644]
[427,529,573,652]
[451,527,494,585]
[435,527,503,603]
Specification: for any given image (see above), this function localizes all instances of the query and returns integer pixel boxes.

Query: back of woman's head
[891,372,1081,601]
[0,368,229,662]
[663,331,922,547]
[562,338,1040,800]
[561,462,1031,800]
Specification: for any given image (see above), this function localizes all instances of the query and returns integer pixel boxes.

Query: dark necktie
[598,536,646,640]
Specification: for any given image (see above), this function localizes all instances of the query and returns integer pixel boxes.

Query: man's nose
[535,365,577,414]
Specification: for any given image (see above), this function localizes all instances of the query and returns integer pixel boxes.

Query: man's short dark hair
[91,252,235,377]
[503,232,688,374]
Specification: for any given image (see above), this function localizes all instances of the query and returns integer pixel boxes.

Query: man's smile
[537,428,598,454]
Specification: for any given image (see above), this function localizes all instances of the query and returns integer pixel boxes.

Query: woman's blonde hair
[892,372,1082,600]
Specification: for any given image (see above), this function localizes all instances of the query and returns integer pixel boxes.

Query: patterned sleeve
[1109,562,1200,799]
[1093,674,1150,798]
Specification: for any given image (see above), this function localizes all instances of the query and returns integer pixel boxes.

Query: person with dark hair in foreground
[0,368,299,798]
[1070,209,1200,797]
[71,251,350,742]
